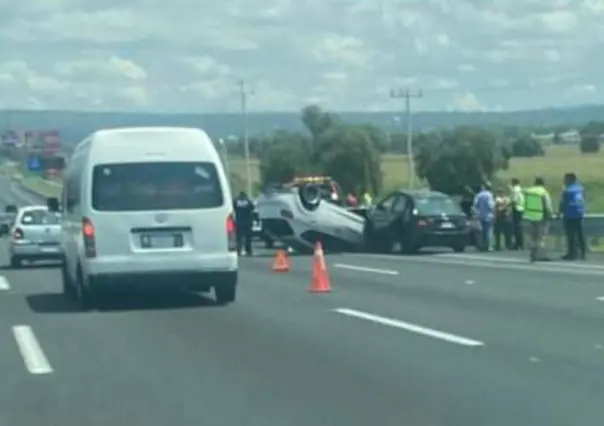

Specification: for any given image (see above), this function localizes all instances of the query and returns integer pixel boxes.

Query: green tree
[258,130,311,185]
[510,136,545,157]
[415,126,509,195]
[580,134,600,153]
[315,123,383,194]
[580,121,604,138]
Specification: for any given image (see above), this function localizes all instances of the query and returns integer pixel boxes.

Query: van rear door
[89,162,228,257]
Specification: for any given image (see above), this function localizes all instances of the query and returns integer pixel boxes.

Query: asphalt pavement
[1,175,604,425]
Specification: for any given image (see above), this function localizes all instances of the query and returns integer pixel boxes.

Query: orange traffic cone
[272,249,291,272]
[308,241,331,293]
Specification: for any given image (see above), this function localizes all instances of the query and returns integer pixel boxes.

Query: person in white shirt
[509,178,524,250]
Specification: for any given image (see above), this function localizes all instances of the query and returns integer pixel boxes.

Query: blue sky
[0,0,602,113]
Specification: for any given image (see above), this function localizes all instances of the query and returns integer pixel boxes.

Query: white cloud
[450,92,485,112]
[539,11,578,33]
[0,0,601,111]
[457,64,477,72]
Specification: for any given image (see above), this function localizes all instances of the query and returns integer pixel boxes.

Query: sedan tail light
[12,227,24,240]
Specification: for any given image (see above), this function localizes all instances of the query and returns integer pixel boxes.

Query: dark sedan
[363,189,472,254]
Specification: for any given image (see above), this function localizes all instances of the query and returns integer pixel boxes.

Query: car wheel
[264,237,274,249]
[214,272,237,305]
[363,224,383,252]
[452,244,466,253]
[299,184,322,211]
[10,256,21,269]
[400,238,419,255]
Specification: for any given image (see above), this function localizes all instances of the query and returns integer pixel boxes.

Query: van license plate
[141,234,183,249]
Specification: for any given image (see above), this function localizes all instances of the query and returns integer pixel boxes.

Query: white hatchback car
[8,206,63,268]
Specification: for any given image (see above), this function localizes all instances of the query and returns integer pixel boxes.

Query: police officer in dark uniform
[233,190,254,256]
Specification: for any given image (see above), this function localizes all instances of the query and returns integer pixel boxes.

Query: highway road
[1,176,604,425]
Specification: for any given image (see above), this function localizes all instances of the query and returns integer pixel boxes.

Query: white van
[49,127,238,308]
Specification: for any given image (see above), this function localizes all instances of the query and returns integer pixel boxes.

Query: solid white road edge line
[334,308,485,348]
[333,263,399,275]
[0,276,10,290]
[12,325,53,375]
[597,297,604,301]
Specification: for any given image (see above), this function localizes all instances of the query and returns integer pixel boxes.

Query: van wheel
[214,273,237,305]
[75,268,95,310]
[10,256,21,269]
[61,264,75,298]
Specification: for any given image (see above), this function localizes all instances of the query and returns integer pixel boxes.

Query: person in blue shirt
[559,172,586,260]
[472,182,495,251]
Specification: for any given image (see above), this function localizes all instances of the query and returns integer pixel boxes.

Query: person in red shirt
[346,193,358,207]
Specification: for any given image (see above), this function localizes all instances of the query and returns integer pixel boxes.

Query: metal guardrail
[531,216,604,250]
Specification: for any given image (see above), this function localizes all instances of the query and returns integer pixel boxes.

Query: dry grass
[228,144,604,211]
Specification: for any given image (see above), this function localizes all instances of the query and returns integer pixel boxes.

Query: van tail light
[416,219,428,227]
[82,217,96,258]
[12,228,24,240]
[226,214,236,251]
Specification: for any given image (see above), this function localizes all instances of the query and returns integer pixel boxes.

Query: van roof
[93,127,205,138]
[80,127,220,165]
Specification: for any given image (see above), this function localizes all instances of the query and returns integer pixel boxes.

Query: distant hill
[1,104,604,149]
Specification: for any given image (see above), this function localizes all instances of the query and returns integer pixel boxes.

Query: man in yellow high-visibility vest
[523,177,553,262]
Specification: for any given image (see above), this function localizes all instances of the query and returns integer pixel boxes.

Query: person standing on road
[559,172,586,260]
[523,177,553,262]
[473,182,495,251]
[509,178,524,250]
[233,190,254,256]
[494,188,512,251]
[362,190,373,207]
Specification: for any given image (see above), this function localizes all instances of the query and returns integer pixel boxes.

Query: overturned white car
[255,177,367,253]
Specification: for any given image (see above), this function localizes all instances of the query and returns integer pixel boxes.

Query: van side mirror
[47,197,60,212]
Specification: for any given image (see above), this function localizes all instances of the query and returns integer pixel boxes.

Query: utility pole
[389,88,422,188]
[237,79,254,196]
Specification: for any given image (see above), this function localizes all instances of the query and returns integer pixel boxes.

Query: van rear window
[92,162,224,211]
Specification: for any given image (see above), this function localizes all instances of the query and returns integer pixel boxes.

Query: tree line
[233,105,602,197]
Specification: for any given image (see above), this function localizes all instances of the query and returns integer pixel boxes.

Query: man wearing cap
[523,177,554,261]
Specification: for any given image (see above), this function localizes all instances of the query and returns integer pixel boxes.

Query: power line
[389,88,422,189]
[237,79,254,196]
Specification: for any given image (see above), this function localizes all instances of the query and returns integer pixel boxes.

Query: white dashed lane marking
[334,308,485,348]
[12,325,53,375]
[333,263,399,275]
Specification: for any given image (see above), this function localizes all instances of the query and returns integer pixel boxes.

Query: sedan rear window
[415,196,462,216]
[21,210,61,225]
[92,162,224,211]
